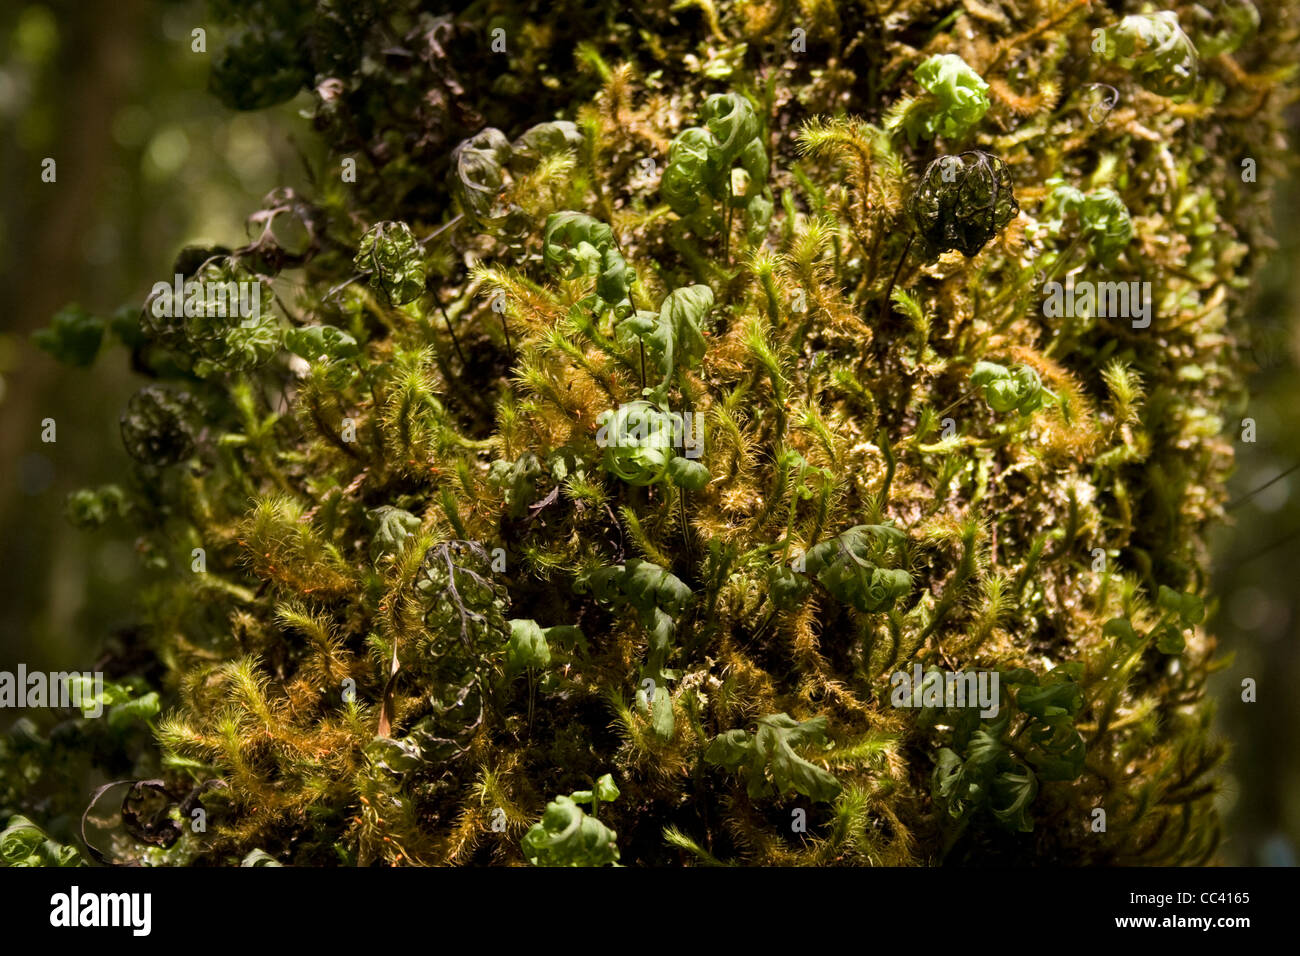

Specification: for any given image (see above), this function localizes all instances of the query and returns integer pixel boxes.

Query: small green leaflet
[705,713,842,802]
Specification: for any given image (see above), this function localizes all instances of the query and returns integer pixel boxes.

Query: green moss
[9,0,1299,866]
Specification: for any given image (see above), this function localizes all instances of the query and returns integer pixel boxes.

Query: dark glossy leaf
[119,386,196,467]
[912,151,1018,259]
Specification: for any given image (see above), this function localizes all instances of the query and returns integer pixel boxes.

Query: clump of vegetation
[7,0,1299,866]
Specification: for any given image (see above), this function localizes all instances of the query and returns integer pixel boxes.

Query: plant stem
[724,179,734,267]
[527,668,536,739]
[986,231,1087,340]
[879,232,916,326]
[1228,459,1300,509]
[877,427,896,508]
[438,301,466,367]
[500,310,513,363]
[1040,231,1087,289]
[936,387,977,420]
[679,486,693,565]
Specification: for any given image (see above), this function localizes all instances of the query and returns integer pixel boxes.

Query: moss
[8,0,1300,866]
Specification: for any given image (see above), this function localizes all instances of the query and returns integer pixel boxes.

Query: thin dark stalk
[500,310,513,362]
[724,180,734,267]
[936,387,977,420]
[879,232,916,326]
[679,487,693,566]
[750,607,778,645]
[1230,527,1300,568]
[418,213,465,248]
[438,301,466,366]
[1227,460,1300,510]
[527,668,536,739]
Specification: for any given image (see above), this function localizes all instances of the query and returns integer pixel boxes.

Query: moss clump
[9,0,1299,866]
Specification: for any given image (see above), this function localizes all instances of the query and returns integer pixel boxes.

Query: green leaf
[284,324,359,362]
[521,796,619,866]
[595,402,676,487]
[1,815,82,867]
[368,506,421,564]
[152,260,278,378]
[1155,626,1186,655]
[576,558,691,668]
[1153,586,1202,653]
[1025,716,1087,781]
[510,120,584,167]
[1015,680,1083,721]
[990,764,1038,832]
[932,748,969,818]
[905,54,990,142]
[756,714,841,801]
[932,666,1085,831]
[1097,12,1199,98]
[572,773,620,806]
[766,564,812,610]
[705,713,842,802]
[614,284,711,402]
[240,848,283,866]
[32,304,104,367]
[617,309,672,384]
[667,456,710,491]
[1,816,48,865]
[365,735,425,774]
[488,452,544,517]
[804,525,911,613]
[659,284,712,371]
[355,221,425,306]
[704,728,752,770]
[1157,585,1205,625]
[662,92,770,225]
[68,677,135,718]
[64,485,130,530]
[542,211,635,315]
[541,623,587,653]
[1102,616,1142,649]
[1080,188,1133,262]
[635,665,677,740]
[450,127,513,227]
[107,692,161,731]
[1043,180,1133,263]
[594,773,620,803]
[970,360,1009,386]
[970,362,1045,415]
[577,564,681,738]
[701,92,762,179]
[505,619,552,677]
[661,127,715,216]
[1196,1,1259,58]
